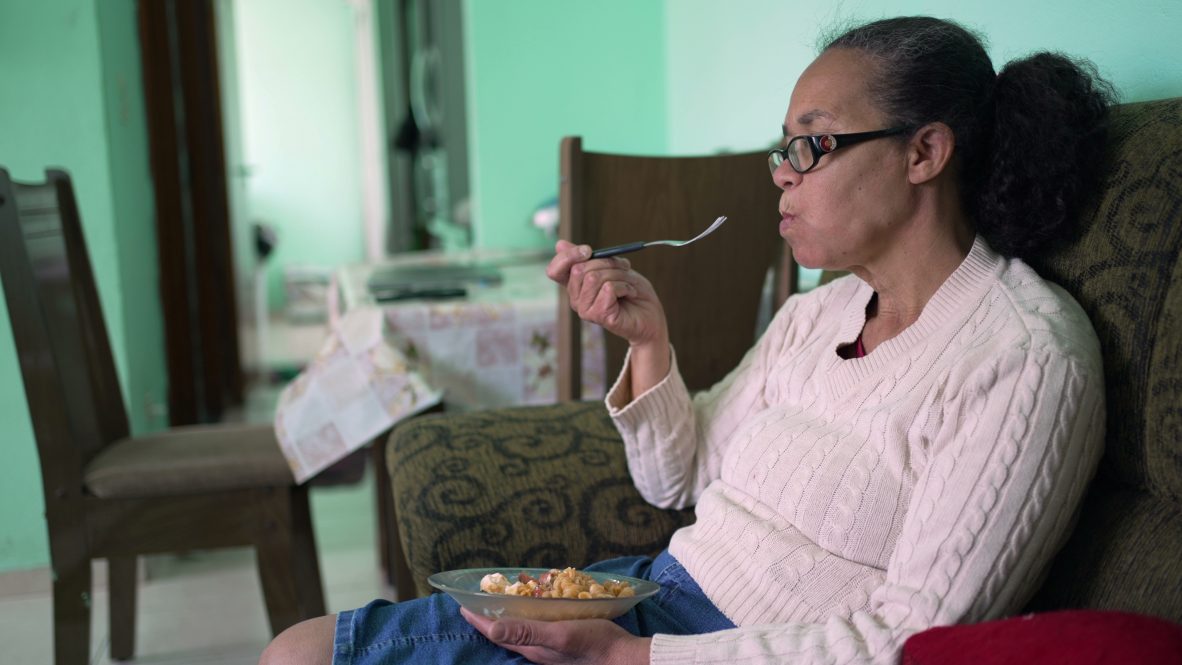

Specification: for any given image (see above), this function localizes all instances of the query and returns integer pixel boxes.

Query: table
[335,248,606,410]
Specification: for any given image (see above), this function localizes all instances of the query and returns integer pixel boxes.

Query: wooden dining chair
[0,169,325,665]
[557,136,794,400]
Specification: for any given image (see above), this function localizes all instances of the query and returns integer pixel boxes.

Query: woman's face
[775,48,914,270]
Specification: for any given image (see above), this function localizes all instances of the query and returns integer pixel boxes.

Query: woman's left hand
[461,607,652,665]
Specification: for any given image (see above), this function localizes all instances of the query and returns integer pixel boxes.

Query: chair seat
[84,423,295,498]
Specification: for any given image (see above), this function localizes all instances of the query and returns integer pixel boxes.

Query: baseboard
[0,565,52,598]
[0,558,148,599]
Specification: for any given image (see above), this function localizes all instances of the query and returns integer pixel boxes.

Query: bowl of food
[428,566,659,621]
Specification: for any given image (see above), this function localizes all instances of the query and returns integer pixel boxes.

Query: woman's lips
[779,211,796,234]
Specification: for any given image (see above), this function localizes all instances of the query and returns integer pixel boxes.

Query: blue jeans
[333,549,733,664]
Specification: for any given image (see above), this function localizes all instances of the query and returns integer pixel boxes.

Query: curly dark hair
[824,17,1117,258]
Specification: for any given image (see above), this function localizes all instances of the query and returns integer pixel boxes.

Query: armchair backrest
[1023,97,1182,620]
[0,169,130,503]
[557,136,791,400]
[1025,97,1182,506]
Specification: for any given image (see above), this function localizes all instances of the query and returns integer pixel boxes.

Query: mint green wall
[0,0,166,572]
[462,0,668,250]
[665,0,810,155]
[233,0,366,310]
[97,0,169,436]
[665,0,1182,154]
[463,0,1182,249]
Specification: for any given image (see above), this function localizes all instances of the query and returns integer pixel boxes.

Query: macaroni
[479,567,636,600]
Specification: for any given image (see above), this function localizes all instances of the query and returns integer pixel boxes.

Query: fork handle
[590,241,646,259]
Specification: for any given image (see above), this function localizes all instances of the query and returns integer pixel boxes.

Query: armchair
[387,97,1182,623]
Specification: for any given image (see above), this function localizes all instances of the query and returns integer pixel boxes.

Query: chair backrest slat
[558,138,790,400]
[0,169,130,482]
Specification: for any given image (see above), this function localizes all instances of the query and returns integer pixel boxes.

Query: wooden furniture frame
[0,169,325,664]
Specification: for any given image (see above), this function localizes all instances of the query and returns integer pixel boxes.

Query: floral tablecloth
[347,250,606,410]
[274,249,606,482]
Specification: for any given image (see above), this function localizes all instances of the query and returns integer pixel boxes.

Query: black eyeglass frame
[768,127,911,174]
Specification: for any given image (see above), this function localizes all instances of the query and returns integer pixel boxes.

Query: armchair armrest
[386,401,695,598]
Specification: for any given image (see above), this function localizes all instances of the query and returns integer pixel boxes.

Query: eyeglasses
[767,127,910,175]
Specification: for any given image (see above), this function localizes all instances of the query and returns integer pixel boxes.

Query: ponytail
[978,53,1116,257]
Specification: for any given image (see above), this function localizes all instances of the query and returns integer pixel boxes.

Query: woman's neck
[853,211,975,351]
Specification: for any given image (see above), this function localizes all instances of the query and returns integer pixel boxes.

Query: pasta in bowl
[428,567,659,621]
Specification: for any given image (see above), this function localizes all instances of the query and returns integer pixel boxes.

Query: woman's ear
[906,122,956,185]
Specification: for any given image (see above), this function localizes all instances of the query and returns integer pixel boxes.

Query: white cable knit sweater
[606,237,1106,664]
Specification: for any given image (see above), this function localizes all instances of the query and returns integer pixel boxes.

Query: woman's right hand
[546,240,668,349]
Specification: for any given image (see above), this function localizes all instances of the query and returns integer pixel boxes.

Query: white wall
[233,0,366,310]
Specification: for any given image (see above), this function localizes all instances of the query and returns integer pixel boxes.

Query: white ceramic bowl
[428,567,659,621]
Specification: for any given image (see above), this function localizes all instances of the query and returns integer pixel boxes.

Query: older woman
[262,16,1114,665]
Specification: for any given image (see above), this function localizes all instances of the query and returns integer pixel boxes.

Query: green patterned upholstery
[388,402,693,597]
[1023,97,1182,619]
[388,98,1182,618]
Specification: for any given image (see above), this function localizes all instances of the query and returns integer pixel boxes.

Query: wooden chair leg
[288,484,326,618]
[371,437,395,585]
[108,555,137,660]
[256,488,301,634]
[51,558,91,665]
[255,486,325,635]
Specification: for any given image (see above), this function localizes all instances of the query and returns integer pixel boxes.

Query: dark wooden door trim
[138,0,242,424]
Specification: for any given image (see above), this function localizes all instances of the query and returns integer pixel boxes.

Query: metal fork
[589,216,728,258]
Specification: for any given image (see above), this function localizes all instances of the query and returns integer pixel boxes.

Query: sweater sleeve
[606,292,822,510]
[649,345,1106,664]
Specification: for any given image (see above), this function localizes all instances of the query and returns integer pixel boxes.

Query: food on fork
[479,567,636,599]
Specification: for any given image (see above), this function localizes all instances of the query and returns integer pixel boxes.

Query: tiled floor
[0,466,392,665]
[1,319,393,664]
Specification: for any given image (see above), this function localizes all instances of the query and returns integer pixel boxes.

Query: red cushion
[902,610,1182,665]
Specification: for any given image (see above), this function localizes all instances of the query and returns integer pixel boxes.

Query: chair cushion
[902,610,1182,665]
[84,423,295,498]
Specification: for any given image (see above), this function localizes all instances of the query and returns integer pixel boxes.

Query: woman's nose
[772,161,800,190]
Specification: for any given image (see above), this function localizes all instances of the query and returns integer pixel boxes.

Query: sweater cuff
[605,346,691,433]
[649,633,705,664]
